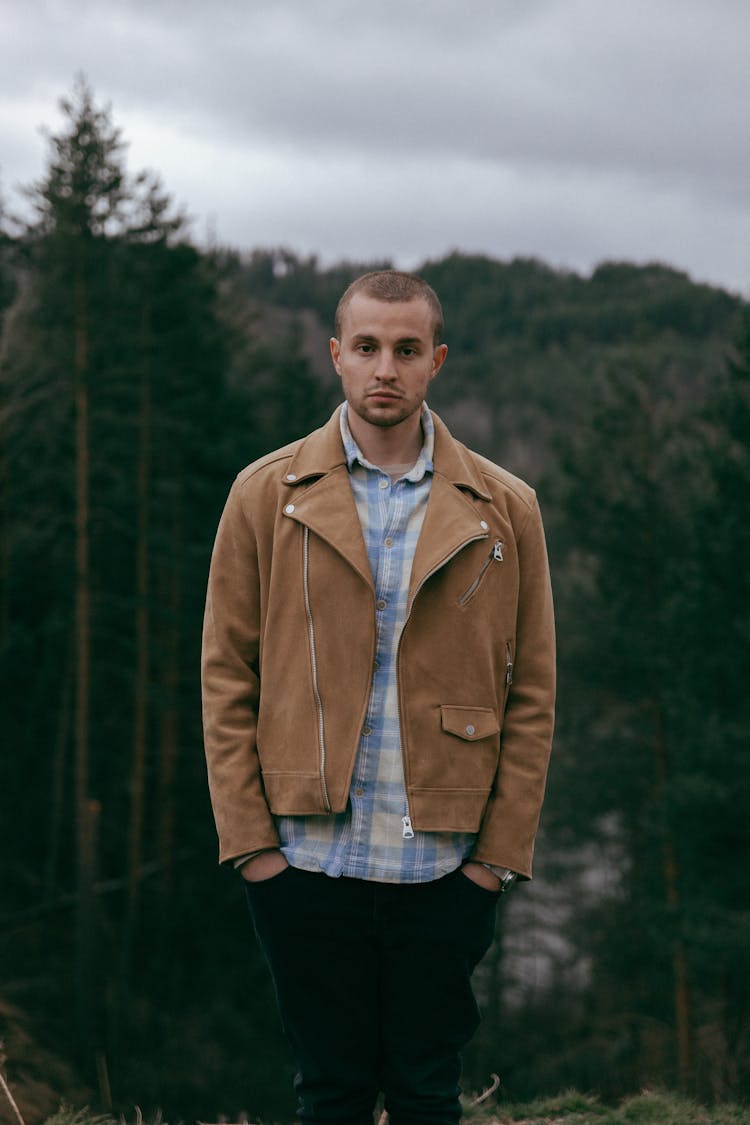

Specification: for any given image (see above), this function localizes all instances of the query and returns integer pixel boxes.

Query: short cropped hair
[334,271,444,346]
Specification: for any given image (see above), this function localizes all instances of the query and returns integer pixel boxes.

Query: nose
[374,349,397,381]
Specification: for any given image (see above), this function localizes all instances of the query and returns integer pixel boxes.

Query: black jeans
[244,866,499,1125]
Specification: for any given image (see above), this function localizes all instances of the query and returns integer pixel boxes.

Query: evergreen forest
[1,82,749,1123]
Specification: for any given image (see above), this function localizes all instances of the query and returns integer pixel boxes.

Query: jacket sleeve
[201,479,280,864]
[471,496,556,879]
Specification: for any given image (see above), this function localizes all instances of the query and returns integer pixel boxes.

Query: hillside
[2,232,749,1116]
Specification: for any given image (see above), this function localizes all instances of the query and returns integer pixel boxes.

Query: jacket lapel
[407,411,493,604]
[281,409,373,589]
[408,473,489,607]
[285,467,374,589]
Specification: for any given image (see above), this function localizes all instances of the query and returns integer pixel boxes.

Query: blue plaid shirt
[276,404,476,883]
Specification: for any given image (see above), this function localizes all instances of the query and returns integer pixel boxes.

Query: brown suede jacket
[201,407,555,878]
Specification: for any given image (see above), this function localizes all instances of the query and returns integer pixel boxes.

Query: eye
[356,343,375,354]
[399,346,418,358]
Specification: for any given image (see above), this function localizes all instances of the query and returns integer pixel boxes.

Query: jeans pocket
[456,868,501,902]
[243,863,295,895]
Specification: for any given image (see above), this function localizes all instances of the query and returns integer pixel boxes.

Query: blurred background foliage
[1,82,748,1123]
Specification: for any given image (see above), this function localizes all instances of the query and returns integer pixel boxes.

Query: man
[202,271,555,1124]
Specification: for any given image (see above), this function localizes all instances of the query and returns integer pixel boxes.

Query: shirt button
[378,479,389,489]
[384,537,394,548]
[362,726,372,737]
[355,787,364,797]
[465,724,476,736]
[376,599,387,610]
[480,520,489,531]
[284,503,295,514]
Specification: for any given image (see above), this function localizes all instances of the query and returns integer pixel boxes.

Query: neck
[347,408,424,469]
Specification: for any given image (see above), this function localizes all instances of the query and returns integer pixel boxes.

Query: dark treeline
[1,82,748,1121]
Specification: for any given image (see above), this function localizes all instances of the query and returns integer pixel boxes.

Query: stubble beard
[354,397,421,429]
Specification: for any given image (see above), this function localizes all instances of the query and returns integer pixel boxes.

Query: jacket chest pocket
[441,705,500,742]
[457,540,504,607]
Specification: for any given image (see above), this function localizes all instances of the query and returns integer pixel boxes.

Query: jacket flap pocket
[440,705,500,742]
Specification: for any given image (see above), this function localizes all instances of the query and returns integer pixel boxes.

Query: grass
[465,1087,750,1124]
[32,1090,750,1125]
[42,1111,114,1125]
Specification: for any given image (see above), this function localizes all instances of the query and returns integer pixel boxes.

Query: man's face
[330,294,448,432]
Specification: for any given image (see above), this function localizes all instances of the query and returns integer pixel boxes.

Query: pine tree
[11,79,231,1086]
[552,354,706,1091]
[683,315,750,1097]
[22,76,132,1061]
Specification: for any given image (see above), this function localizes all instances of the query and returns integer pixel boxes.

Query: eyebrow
[351,333,425,346]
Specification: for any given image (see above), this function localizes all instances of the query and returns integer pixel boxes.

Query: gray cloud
[2,0,749,292]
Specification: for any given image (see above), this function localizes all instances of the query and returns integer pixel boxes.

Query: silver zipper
[303,527,331,812]
[409,533,488,620]
[458,540,504,606]
[505,640,514,687]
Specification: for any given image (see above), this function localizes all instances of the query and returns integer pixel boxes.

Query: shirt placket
[349,471,406,864]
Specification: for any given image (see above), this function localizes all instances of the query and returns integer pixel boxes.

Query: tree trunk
[157,482,183,905]
[641,386,693,1092]
[45,636,74,899]
[116,304,153,1057]
[652,698,693,1091]
[127,306,152,928]
[0,269,32,652]
[74,258,93,1059]
[77,798,101,1068]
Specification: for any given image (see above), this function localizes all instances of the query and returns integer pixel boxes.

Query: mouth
[367,390,402,401]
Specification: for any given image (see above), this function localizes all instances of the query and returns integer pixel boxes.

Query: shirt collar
[339,402,434,482]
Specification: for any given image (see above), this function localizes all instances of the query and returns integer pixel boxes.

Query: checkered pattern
[276,404,475,883]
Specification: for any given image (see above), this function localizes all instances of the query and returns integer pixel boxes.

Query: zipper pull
[493,540,504,562]
[505,642,514,686]
[401,815,415,839]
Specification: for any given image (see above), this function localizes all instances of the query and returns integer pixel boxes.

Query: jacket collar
[284,405,491,502]
[281,406,493,597]
[283,408,347,484]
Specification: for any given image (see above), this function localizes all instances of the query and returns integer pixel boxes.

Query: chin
[358,403,419,429]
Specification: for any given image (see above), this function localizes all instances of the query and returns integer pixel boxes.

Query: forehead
[340,294,434,341]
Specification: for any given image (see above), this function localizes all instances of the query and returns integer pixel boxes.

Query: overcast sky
[2,0,749,295]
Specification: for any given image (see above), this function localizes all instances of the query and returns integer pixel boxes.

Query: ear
[330,337,342,376]
[431,343,448,377]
